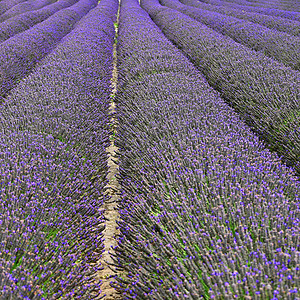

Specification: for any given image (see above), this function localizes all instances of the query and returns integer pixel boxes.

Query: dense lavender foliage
[243,0,299,11]
[0,0,118,298]
[0,0,26,15]
[142,0,300,177]
[209,0,258,5]
[0,0,56,23]
[0,0,96,101]
[206,0,269,7]
[161,0,300,71]
[113,0,300,298]
[210,0,300,11]
[180,0,300,36]
[202,0,300,22]
[0,0,78,44]
[270,0,300,12]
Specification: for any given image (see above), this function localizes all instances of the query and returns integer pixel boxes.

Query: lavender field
[0,0,299,299]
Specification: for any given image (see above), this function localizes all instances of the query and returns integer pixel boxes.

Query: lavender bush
[0,0,26,15]
[112,0,300,298]
[0,0,78,44]
[0,0,56,23]
[203,0,300,22]
[142,0,300,176]
[0,0,118,298]
[161,0,300,71]
[0,0,97,101]
[180,0,300,36]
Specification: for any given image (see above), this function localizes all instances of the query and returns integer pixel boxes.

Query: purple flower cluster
[203,0,300,22]
[0,0,26,15]
[0,0,96,101]
[161,0,300,71]
[113,0,300,298]
[142,0,300,176]
[180,0,300,36]
[0,0,57,23]
[0,0,117,298]
[0,0,78,44]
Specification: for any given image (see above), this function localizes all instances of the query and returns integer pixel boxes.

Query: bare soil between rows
[94,19,123,298]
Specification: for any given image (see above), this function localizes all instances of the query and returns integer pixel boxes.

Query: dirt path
[95,6,122,299]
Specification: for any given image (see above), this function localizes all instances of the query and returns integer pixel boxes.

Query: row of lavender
[0,0,25,16]
[0,0,78,43]
[160,0,300,71]
[0,0,56,23]
[112,0,299,298]
[179,0,300,36]
[0,0,94,102]
[203,0,300,21]
[142,0,300,177]
[0,0,118,298]
[210,0,300,12]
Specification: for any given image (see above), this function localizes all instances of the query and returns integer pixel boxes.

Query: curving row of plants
[0,0,95,101]
[0,0,25,16]
[160,0,300,71]
[208,0,262,7]
[0,0,118,298]
[0,0,56,23]
[212,0,300,12]
[203,0,300,22]
[112,0,300,298]
[142,0,300,176]
[179,0,300,36]
[0,0,78,44]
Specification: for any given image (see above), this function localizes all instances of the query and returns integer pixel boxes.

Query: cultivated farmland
[0,0,299,299]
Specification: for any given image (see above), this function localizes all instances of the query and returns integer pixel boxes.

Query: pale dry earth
[94,7,123,299]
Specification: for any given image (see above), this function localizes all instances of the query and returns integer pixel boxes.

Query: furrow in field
[95,1,124,299]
